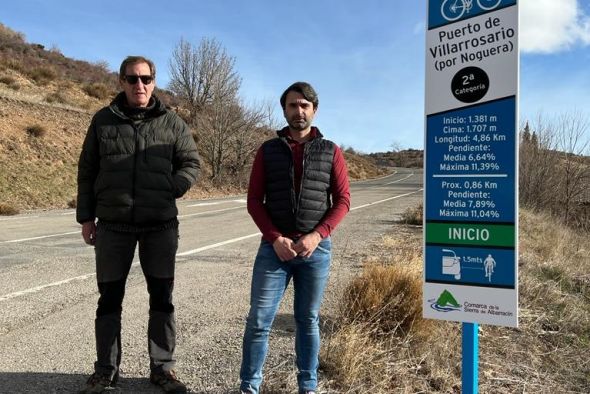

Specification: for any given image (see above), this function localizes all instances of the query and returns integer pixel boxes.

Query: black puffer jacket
[76,93,200,225]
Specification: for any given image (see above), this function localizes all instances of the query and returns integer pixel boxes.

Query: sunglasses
[123,75,154,85]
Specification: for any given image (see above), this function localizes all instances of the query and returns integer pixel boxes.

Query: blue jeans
[240,237,332,394]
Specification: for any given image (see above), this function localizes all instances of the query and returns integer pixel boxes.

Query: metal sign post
[462,322,478,393]
[423,1,519,392]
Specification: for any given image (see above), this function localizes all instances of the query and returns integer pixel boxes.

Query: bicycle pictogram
[441,0,502,22]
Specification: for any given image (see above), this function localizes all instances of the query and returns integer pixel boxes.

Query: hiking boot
[150,370,188,393]
[79,372,117,393]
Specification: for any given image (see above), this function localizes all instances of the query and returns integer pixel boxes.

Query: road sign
[424,0,519,328]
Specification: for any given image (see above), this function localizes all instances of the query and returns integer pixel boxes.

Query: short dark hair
[119,56,156,80]
[280,82,318,110]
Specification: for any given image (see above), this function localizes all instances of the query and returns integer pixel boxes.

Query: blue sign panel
[428,0,517,29]
[425,97,516,223]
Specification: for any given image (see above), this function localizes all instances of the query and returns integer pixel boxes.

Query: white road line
[178,206,244,218]
[352,170,398,184]
[2,207,246,243]
[0,215,39,222]
[60,212,76,215]
[186,201,223,207]
[186,199,246,207]
[0,273,97,302]
[383,173,413,185]
[176,233,261,256]
[0,232,262,302]
[350,189,423,211]
[0,188,422,301]
[0,231,80,244]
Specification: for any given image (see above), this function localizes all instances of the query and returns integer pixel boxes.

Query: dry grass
[320,232,451,393]
[82,82,112,100]
[0,75,15,85]
[0,74,20,90]
[45,92,69,104]
[341,263,429,340]
[28,66,57,85]
[0,203,20,215]
[320,209,590,393]
[25,124,47,138]
[344,151,390,180]
[400,201,423,225]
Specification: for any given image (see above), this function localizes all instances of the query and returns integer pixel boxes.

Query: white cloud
[521,0,590,53]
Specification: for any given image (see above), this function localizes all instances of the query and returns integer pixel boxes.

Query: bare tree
[195,98,269,182]
[194,99,238,180]
[390,140,407,167]
[519,112,590,228]
[168,37,241,116]
[555,112,590,225]
[168,37,274,185]
[261,98,282,131]
[227,101,272,186]
[519,115,560,210]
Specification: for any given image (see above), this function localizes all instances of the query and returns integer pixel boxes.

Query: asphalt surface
[0,169,423,393]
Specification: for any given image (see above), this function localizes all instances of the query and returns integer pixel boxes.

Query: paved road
[0,169,423,393]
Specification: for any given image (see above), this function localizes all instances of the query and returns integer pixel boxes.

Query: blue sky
[2,0,589,153]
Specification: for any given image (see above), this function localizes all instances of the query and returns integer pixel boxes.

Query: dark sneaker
[150,370,188,393]
[79,372,117,393]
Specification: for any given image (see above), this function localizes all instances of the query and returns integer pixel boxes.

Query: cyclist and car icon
[442,249,497,282]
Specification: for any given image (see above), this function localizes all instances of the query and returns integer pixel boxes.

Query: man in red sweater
[239,82,350,394]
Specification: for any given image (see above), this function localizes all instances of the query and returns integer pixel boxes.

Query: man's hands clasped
[272,231,322,262]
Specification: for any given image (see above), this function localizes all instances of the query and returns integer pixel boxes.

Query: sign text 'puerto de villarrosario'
[424,0,518,327]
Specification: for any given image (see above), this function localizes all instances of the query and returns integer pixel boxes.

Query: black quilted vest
[262,133,335,234]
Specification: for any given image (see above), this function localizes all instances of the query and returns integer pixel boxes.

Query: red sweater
[247,127,350,243]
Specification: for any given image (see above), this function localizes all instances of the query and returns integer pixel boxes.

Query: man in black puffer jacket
[76,56,199,394]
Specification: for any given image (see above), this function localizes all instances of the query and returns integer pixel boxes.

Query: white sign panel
[424,0,519,327]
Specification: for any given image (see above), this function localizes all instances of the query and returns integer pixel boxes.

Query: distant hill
[0,23,390,213]
[368,148,424,168]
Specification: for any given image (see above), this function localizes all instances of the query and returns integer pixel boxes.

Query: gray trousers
[93,225,179,378]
